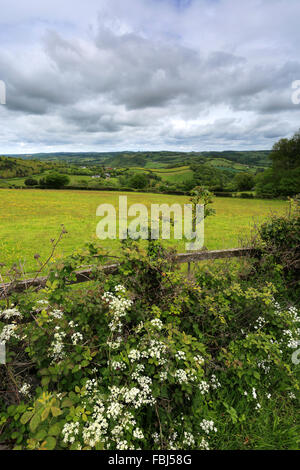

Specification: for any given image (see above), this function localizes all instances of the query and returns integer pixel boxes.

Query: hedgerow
[0,224,299,450]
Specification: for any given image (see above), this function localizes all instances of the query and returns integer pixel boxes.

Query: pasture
[0,188,287,274]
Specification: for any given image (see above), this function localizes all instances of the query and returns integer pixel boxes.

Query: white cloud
[0,0,300,153]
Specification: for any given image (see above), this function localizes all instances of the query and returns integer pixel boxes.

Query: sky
[0,0,300,154]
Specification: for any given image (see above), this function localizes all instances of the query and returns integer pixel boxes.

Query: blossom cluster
[0,306,22,320]
[0,324,19,343]
[103,286,133,334]
[49,326,66,361]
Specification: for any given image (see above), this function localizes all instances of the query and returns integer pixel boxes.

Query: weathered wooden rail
[0,247,255,298]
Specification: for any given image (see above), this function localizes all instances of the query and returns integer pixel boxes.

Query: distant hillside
[2,150,271,169]
[0,156,64,179]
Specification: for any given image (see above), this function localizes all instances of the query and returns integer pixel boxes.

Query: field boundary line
[0,247,255,297]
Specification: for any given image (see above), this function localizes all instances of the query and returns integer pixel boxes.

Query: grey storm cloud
[0,0,300,153]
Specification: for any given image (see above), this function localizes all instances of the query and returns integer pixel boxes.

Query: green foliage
[0,156,64,179]
[234,172,255,191]
[255,197,300,296]
[39,173,70,189]
[24,178,38,187]
[255,129,300,198]
[128,173,149,189]
[189,186,216,219]
[0,218,299,449]
[271,130,300,172]
[189,163,232,192]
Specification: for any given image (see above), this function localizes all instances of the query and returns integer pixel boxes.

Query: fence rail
[0,247,255,298]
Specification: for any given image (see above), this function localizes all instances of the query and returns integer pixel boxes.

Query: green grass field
[0,189,288,275]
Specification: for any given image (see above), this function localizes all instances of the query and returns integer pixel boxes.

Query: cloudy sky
[0,0,300,154]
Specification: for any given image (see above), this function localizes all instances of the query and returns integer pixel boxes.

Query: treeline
[3,150,271,169]
[0,156,66,179]
[187,132,300,198]
[255,130,300,198]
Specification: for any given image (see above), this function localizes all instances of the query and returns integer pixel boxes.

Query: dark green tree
[40,173,70,189]
[24,177,38,187]
[234,172,255,191]
[128,173,148,190]
[255,129,300,198]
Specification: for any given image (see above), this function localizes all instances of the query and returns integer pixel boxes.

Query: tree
[234,172,255,191]
[39,173,70,189]
[270,130,300,171]
[24,177,38,187]
[128,174,148,190]
[255,129,300,198]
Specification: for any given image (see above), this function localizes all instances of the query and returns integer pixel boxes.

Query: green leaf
[61,398,73,408]
[48,423,61,436]
[44,436,57,450]
[41,376,51,387]
[34,429,47,441]
[29,413,41,433]
[95,441,104,450]
[20,411,34,425]
[51,406,63,417]
[41,407,50,422]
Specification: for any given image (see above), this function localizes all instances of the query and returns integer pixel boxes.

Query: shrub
[214,192,233,197]
[39,173,70,189]
[239,193,254,199]
[255,197,300,294]
[24,178,38,187]
[0,237,299,450]
[128,174,148,190]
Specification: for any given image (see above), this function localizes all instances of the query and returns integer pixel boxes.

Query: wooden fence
[0,247,255,298]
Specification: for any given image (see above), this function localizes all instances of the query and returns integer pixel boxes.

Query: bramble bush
[252,196,300,301]
[0,220,299,450]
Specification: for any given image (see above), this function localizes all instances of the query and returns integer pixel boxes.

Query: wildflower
[49,328,66,361]
[107,337,122,349]
[194,355,205,365]
[128,349,141,362]
[62,422,80,444]
[109,360,126,371]
[49,309,64,319]
[0,324,19,343]
[210,374,221,390]
[174,369,189,384]
[175,351,186,361]
[71,332,83,345]
[150,318,163,330]
[19,383,31,397]
[200,419,217,434]
[198,380,210,395]
[0,307,22,320]
[159,371,167,382]
[199,437,210,450]
[133,428,144,439]
[183,431,195,446]
[36,300,49,306]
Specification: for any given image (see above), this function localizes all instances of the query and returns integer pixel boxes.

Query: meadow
[0,188,288,275]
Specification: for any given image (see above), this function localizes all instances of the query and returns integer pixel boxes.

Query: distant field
[0,189,288,275]
[120,166,194,185]
[0,155,265,190]
[153,167,194,184]
[0,173,120,189]
[205,158,258,173]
